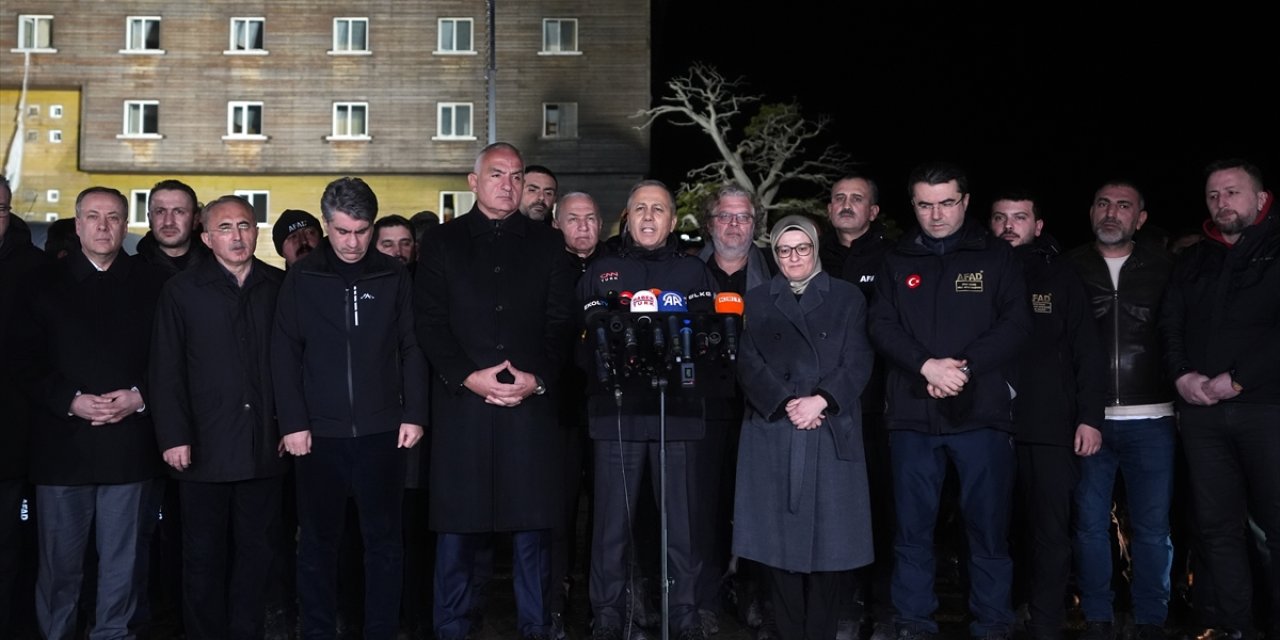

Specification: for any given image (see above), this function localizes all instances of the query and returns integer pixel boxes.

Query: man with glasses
[868,162,1029,640]
[694,184,776,635]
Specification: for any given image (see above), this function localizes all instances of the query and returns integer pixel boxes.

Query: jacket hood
[1202,189,1273,247]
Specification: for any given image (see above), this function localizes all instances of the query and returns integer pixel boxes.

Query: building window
[542,103,578,138]
[541,19,578,54]
[330,102,369,139]
[47,190,60,203]
[332,17,368,53]
[26,130,39,143]
[234,191,270,225]
[440,191,476,221]
[50,104,63,118]
[45,213,59,222]
[131,190,150,226]
[26,106,39,118]
[437,18,473,54]
[121,101,159,137]
[435,103,473,140]
[49,130,62,143]
[228,17,266,53]
[226,102,264,138]
[124,16,162,53]
[16,15,54,51]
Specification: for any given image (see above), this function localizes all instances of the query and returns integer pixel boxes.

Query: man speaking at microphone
[577,180,718,640]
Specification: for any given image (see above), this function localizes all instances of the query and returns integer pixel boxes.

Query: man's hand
[1202,372,1241,402]
[464,361,523,406]
[786,395,828,430]
[1174,371,1216,406]
[921,358,969,397]
[72,388,145,426]
[398,423,424,448]
[163,445,192,471]
[1073,424,1102,457]
[282,430,312,456]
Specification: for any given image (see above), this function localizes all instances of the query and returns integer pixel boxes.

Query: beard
[1214,209,1253,237]
[1093,222,1130,246]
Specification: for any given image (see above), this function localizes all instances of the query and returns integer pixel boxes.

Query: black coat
[1162,212,1280,403]
[0,220,53,480]
[150,257,288,482]
[1012,237,1106,446]
[869,222,1031,434]
[821,225,894,414]
[271,241,428,439]
[136,230,210,277]
[415,209,576,532]
[17,250,167,485]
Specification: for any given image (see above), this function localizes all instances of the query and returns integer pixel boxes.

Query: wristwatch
[533,376,547,396]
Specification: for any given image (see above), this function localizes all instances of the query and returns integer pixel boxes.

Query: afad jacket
[869,221,1031,435]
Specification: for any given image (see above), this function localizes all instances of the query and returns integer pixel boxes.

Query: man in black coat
[988,191,1105,640]
[14,186,168,640]
[415,143,576,640]
[1161,159,1280,640]
[135,179,209,276]
[272,177,427,640]
[0,177,52,637]
[149,195,288,639]
[868,163,1030,640]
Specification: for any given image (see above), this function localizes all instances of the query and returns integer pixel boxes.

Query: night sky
[650,1,1277,248]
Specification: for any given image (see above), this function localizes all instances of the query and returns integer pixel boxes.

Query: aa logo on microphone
[661,292,684,306]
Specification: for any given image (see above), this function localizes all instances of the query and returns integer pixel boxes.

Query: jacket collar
[697,242,772,291]
[768,271,829,339]
[294,238,394,278]
[896,220,990,256]
[463,205,531,238]
[68,247,133,282]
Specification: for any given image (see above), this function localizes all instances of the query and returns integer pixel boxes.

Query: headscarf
[769,215,822,295]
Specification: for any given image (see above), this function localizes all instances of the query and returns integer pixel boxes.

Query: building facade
[2,1,650,264]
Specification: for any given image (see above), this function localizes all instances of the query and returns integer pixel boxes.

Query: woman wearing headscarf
[732,215,875,640]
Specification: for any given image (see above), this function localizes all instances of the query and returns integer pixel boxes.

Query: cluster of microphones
[583,290,744,391]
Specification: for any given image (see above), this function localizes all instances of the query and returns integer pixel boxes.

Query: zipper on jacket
[346,285,357,436]
[1111,288,1121,406]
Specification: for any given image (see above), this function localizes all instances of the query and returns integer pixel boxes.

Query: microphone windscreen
[714,292,745,315]
[657,291,687,313]
[630,290,659,313]
[686,290,715,313]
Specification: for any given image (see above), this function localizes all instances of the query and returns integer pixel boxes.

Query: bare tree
[635,63,850,233]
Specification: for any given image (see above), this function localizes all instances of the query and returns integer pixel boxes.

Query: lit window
[47,190,60,203]
[122,101,160,137]
[440,191,476,220]
[131,190,150,226]
[331,102,369,139]
[228,18,266,53]
[541,19,578,54]
[16,15,54,51]
[437,18,473,53]
[436,103,473,140]
[332,17,368,53]
[234,191,270,225]
[227,102,264,138]
[50,105,63,118]
[124,16,162,53]
[49,130,62,143]
[542,103,578,138]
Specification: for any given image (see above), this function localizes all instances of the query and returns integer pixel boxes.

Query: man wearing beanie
[273,209,323,269]
[868,162,1029,640]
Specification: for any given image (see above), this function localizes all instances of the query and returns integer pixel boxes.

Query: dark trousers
[590,439,701,633]
[692,417,738,613]
[1014,443,1080,639]
[853,413,893,624]
[550,425,589,615]
[179,476,281,639]
[889,429,1015,637]
[433,530,551,638]
[0,479,25,637]
[295,432,406,640]
[1180,403,1280,632]
[764,566,847,640]
[35,482,147,640]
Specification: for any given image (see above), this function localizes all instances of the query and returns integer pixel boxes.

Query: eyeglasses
[775,242,813,259]
[210,222,254,235]
[0,205,11,217]
[712,213,752,226]
[914,198,964,214]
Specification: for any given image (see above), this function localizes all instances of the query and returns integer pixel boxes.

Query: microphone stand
[656,374,670,640]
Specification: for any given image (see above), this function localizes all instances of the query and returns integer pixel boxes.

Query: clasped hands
[921,357,969,399]
[465,360,538,407]
[1174,371,1239,406]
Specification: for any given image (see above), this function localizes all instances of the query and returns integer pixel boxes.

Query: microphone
[584,298,615,377]
[687,290,715,314]
[629,290,658,313]
[715,292,744,360]
[658,291,687,313]
[604,290,621,311]
[617,290,634,310]
[680,318,693,362]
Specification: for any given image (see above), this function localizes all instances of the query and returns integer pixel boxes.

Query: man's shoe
[677,627,707,640]
[550,612,569,640]
[1134,625,1166,640]
[591,626,623,640]
[980,631,1010,640]
[1081,622,1115,640]
[897,627,937,640]
[1190,630,1242,640]
[835,618,857,640]
[870,622,896,640]
[699,609,720,636]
